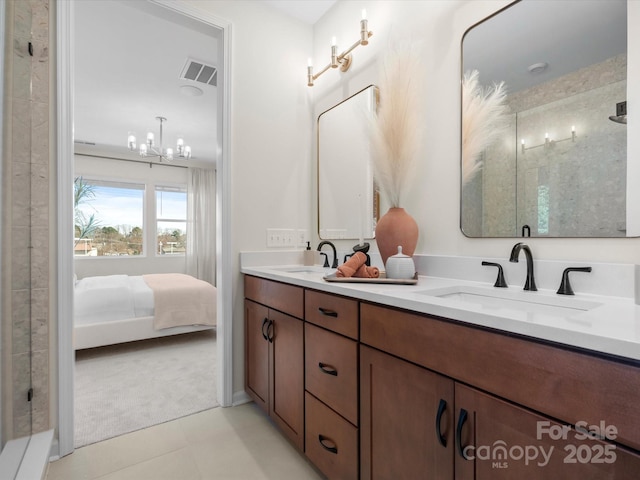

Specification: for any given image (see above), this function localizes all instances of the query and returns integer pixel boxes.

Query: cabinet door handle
[266,320,274,343]
[435,398,447,447]
[318,362,338,376]
[318,434,338,454]
[261,318,269,341]
[456,408,470,460]
[318,307,338,318]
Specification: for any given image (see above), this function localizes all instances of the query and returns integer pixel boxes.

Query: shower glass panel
[515,80,627,237]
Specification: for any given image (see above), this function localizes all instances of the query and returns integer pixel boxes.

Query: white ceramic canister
[385,246,416,279]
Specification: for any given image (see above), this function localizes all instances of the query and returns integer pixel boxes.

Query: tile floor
[46,404,323,480]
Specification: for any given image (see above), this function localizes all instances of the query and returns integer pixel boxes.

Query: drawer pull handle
[318,434,338,454]
[266,320,274,343]
[318,307,338,318]
[456,408,470,460]
[318,362,338,376]
[261,318,269,341]
[435,398,447,447]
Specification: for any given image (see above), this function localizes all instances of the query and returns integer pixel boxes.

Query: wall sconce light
[521,126,576,154]
[307,10,373,87]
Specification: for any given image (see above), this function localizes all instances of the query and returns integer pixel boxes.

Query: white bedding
[74,274,155,325]
[74,273,217,349]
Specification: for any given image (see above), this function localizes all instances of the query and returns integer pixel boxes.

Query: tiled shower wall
[2,0,50,441]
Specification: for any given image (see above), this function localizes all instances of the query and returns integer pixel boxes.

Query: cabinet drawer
[305,392,358,480]
[244,275,303,319]
[361,302,640,451]
[305,290,358,339]
[305,323,358,425]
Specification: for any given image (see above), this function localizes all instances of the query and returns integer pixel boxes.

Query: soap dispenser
[303,241,315,266]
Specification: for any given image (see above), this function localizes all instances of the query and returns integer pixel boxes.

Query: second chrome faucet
[509,242,537,291]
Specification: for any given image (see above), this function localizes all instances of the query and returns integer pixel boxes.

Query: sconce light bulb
[545,132,549,139]
[307,57,312,67]
[571,125,575,132]
[331,36,337,47]
[521,139,525,145]
[362,9,367,20]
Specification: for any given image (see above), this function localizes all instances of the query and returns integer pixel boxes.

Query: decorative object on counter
[481,261,508,288]
[369,40,423,264]
[557,266,592,295]
[385,246,416,280]
[324,272,417,285]
[461,70,508,185]
[303,241,316,266]
[376,207,418,265]
[337,252,380,279]
[307,9,373,87]
[344,242,371,266]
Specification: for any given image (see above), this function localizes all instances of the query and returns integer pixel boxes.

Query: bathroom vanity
[242,265,640,479]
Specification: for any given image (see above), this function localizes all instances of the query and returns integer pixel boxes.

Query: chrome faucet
[317,241,338,268]
[509,242,537,291]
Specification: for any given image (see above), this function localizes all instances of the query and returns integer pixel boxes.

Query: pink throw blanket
[142,273,217,330]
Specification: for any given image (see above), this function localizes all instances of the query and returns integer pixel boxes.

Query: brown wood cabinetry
[361,302,640,479]
[244,277,304,451]
[244,274,640,478]
[360,345,454,479]
[304,290,360,479]
[454,383,640,479]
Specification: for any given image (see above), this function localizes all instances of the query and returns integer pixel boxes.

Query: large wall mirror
[461,0,628,237]
[318,85,379,240]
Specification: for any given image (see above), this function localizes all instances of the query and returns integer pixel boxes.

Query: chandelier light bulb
[166,147,174,160]
[146,131,155,147]
[127,133,136,150]
[184,146,192,159]
[139,143,148,157]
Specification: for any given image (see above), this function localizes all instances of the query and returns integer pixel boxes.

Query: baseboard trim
[232,390,251,406]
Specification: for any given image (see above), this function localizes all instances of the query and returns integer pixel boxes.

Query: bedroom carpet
[74,329,218,448]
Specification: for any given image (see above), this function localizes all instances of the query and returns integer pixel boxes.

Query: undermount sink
[416,285,602,317]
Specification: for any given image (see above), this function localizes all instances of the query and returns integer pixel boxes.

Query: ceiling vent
[180,58,217,87]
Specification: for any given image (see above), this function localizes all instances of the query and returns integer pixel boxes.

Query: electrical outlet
[282,229,296,247]
[296,229,308,247]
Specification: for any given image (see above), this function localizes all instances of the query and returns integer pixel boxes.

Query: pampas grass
[369,42,424,208]
[462,70,509,185]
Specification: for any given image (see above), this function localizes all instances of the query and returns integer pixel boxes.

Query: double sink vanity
[242,258,640,479]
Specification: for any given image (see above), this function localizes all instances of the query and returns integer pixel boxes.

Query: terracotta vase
[375,207,419,266]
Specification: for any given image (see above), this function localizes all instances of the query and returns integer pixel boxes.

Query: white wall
[73,155,188,278]
[312,0,640,264]
[182,0,639,399]
[186,0,314,397]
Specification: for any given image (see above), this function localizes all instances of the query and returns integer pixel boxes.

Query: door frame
[55,0,233,457]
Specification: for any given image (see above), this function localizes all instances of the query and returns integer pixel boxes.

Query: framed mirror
[461,0,628,237]
[318,85,379,240]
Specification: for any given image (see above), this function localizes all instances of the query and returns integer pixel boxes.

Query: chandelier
[127,116,191,161]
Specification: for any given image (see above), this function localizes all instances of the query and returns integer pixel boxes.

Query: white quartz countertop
[241,264,640,363]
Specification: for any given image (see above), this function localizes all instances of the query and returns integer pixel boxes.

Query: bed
[74,273,217,350]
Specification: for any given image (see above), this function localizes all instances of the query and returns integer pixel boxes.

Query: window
[156,185,187,255]
[74,177,145,256]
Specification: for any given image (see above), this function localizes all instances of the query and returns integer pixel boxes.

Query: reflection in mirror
[461,0,628,237]
[318,85,379,240]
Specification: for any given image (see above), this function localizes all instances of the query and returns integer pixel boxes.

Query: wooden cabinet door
[245,299,269,413]
[455,383,640,479]
[270,309,304,451]
[361,346,454,479]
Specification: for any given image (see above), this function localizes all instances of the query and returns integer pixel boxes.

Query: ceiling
[463,0,627,93]
[73,1,334,169]
[74,1,221,167]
